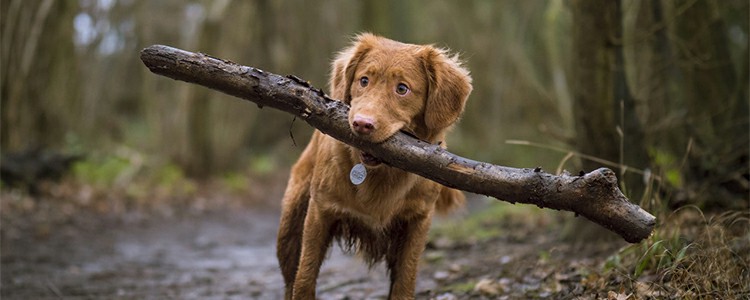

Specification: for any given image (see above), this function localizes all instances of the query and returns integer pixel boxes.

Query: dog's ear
[329,33,377,104]
[421,46,472,130]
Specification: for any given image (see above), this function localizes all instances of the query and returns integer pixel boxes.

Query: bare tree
[1,0,79,151]
[570,0,648,180]
[663,0,749,208]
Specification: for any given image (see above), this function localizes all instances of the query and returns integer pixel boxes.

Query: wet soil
[1,192,624,300]
[3,208,402,299]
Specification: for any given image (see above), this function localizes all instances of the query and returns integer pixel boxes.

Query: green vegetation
[439,281,477,294]
[431,201,552,243]
[73,156,132,188]
[221,172,250,194]
[604,208,749,297]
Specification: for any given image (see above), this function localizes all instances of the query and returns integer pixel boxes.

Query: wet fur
[276,33,472,300]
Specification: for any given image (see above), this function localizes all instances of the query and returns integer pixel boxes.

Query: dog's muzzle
[359,151,382,167]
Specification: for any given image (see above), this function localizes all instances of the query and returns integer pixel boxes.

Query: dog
[276,33,472,300]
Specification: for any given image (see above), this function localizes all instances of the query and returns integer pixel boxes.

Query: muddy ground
[2,185,634,300]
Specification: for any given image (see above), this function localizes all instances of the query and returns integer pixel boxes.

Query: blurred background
[2,1,749,298]
[2,0,747,211]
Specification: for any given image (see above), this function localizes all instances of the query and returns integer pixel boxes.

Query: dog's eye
[395,83,410,95]
[359,76,369,87]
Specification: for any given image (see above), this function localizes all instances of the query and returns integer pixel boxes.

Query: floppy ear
[421,47,473,130]
[329,33,377,104]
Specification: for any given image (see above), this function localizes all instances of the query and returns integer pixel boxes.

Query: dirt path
[2,192,629,300]
[2,205,452,299]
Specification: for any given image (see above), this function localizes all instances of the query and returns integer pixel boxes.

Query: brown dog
[276,33,472,300]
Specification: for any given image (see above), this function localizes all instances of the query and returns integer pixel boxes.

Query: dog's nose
[352,115,375,135]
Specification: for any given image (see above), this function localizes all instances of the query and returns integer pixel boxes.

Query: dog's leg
[386,215,432,300]
[277,189,309,299]
[292,200,334,299]
[277,133,320,299]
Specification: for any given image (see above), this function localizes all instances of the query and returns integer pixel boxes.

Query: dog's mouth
[359,151,383,167]
[355,128,419,167]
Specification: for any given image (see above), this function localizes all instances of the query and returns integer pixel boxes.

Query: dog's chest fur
[321,153,434,266]
[312,137,435,227]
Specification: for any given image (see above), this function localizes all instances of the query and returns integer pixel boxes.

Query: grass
[435,198,750,298]
[1,148,285,221]
[431,200,552,243]
[439,281,477,294]
[603,208,750,298]
[430,138,749,298]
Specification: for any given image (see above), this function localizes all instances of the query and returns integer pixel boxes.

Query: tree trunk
[613,1,649,198]
[140,44,656,243]
[664,0,749,209]
[1,0,79,151]
[571,0,649,193]
[569,0,650,240]
[570,0,620,173]
[361,0,412,41]
[571,0,648,178]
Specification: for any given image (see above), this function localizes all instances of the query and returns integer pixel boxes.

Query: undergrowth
[0,148,286,223]
[431,200,552,244]
[505,138,750,298]
[605,208,750,299]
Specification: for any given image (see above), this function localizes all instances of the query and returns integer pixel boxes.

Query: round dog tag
[350,163,367,185]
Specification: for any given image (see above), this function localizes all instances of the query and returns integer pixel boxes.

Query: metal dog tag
[350,163,367,185]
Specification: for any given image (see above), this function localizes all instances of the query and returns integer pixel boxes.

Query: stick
[140,45,656,243]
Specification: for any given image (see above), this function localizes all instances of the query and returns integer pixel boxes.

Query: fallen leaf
[474,278,501,295]
[607,290,630,300]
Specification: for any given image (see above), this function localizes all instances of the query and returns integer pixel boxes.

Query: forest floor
[2,174,748,299]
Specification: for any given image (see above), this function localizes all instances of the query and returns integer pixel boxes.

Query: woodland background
[2,0,748,210]
[1,0,749,298]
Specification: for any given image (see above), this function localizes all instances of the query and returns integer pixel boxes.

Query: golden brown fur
[276,33,472,300]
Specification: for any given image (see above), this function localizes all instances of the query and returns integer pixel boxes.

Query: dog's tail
[435,186,465,214]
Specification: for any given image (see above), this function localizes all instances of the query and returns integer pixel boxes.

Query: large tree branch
[140,45,656,243]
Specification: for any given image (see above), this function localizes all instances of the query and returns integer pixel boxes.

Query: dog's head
[329,34,472,148]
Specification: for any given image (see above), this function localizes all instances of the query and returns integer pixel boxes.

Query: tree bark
[570,0,619,173]
[140,44,656,243]
[1,0,79,151]
[665,0,749,209]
